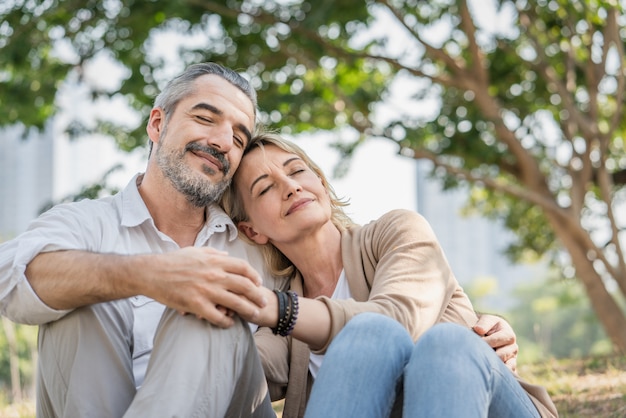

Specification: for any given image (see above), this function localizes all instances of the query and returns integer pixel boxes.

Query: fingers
[494,342,519,363]
[151,247,269,327]
[504,354,518,374]
[216,305,235,318]
[203,249,264,287]
[473,314,516,350]
[234,287,278,326]
[472,313,500,336]
[481,329,515,351]
[207,286,264,321]
[473,314,520,370]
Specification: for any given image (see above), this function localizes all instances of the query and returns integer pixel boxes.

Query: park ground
[520,354,626,417]
[2,354,626,417]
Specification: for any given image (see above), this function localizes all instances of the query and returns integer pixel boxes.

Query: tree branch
[377,0,467,77]
[458,0,488,88]
[604,8,625,138]
[404,142,622,281]
[517,7,596,140]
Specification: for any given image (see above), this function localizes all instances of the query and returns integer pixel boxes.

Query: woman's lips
[286,198,313,215]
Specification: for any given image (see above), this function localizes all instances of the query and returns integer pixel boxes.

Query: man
[0,62,275,417]
[0,62,518,417]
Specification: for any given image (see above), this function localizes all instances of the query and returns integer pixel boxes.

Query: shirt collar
[202,204,239,242]
[120,173,238,241]
[120,174,153,228]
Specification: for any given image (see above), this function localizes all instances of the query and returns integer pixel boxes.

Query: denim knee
[422,322,474,343]
[331,312,413,357]
[344,312,410,340]
[413,323,484,360]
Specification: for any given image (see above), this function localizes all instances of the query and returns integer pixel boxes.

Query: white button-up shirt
[0,173,269,386]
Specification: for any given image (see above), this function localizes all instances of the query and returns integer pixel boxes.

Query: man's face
[149,75,255,207]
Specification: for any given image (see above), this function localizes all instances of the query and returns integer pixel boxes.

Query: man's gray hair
[154,62,257,122]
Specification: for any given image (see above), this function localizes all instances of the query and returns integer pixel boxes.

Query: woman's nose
[283,178,302,199]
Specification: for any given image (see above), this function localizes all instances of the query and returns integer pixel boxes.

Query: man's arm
[26,251,136,309]
[26,247,268,328]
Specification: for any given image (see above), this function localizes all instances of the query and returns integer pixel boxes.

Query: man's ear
[238,222,269,245]
[146,107,165,144]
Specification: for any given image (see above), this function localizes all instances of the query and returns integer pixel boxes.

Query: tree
[507,272,613,362]
[2,0,626,349]
[0,319,37,403]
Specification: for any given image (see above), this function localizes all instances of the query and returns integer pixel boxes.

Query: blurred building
[415,161,545,311]
[0,124,54,240]
[0,123,145,241]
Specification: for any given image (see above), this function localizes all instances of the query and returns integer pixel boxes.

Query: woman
[221,132,557,418]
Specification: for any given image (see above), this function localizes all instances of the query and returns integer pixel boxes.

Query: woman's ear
[238,222,269,245]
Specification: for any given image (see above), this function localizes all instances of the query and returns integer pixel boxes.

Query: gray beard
[155,142,231,208]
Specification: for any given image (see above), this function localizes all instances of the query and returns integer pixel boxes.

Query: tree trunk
[549,216,626,352]
[571,256,626,352]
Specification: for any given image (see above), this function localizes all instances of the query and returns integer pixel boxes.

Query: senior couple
[0,62,557,417]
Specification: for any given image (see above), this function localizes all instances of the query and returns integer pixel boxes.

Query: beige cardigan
[255,209,558,418]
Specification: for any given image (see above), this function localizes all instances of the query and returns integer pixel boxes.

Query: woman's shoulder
[348,209,435,242]
[345,209,434,239]
[371,208,428,228]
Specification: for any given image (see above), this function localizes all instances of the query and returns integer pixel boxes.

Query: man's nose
[208,124,234,151]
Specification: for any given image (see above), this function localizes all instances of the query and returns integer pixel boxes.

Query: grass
[0,401,35,418]
[518,354,626,417]
[3,355,626,417]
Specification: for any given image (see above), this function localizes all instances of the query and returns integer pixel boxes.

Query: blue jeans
[304,313,540,418]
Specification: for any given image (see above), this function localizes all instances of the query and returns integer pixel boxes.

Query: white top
[0,173,268,386]
[308,269,352,379]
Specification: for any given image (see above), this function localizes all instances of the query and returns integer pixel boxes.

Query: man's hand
[473,314,519,373]
[146,247,269,328]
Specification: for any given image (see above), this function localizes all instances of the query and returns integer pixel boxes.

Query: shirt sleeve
[0,202,99,324]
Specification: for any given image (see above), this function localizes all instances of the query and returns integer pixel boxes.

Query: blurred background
[1,0,625,411]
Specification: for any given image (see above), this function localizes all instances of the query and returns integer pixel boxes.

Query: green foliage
[463,269,614,362]
[0,321,37,398]
[508,272,614,362]
[463,186,558,263]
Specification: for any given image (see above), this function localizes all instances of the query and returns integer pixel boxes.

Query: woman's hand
[473,314,519,373]
[236,286,280,328]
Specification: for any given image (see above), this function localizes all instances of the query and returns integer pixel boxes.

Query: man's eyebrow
[239,124,252,145]
[248,157,302,193]
[191,102,222,115]
[191,102,251,144]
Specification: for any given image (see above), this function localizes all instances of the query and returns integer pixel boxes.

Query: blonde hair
[221,131,355,279]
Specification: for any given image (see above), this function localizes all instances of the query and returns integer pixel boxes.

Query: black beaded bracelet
[283,291,299,336]
[272,289,287,335]
[271,290,299,337]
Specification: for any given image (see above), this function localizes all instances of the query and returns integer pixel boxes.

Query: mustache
[185,142,230,174]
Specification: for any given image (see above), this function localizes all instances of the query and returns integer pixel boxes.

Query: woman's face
[234,144,332,246]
